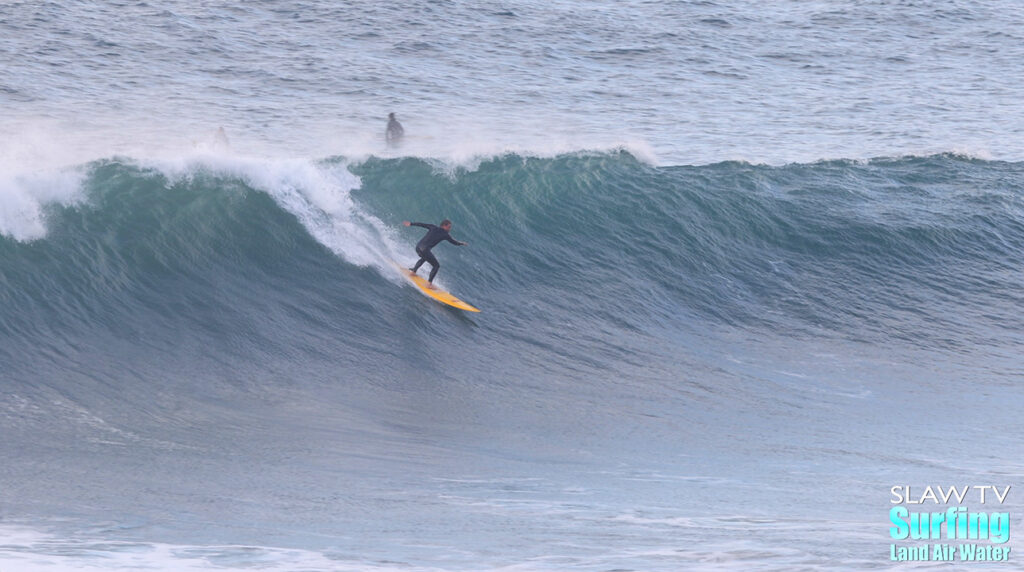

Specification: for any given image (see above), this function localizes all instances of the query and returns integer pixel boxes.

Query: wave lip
[0,167,86,241]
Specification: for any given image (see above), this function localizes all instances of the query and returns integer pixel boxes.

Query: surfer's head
[440,219,452,230]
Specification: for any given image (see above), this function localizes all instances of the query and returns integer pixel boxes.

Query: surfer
[403,220,467,288]
[210,126,230,150]
[385,112,405,146]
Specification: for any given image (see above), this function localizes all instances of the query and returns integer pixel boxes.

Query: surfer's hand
[403,221,411,226]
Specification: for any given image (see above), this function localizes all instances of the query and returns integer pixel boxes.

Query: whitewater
[2,1,1023,571]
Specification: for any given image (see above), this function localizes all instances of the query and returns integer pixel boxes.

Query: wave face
[3,153,1021,356]
[2,151,1023,570]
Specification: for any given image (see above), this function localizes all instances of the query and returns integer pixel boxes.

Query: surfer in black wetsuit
[386,112,405,147]
[403,219,467,287]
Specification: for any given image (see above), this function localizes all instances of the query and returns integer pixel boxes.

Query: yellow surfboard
[393,263,481,312]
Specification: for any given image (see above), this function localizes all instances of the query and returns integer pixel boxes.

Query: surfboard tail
[392,261,481,312]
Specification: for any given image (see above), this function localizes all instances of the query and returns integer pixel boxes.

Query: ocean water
[1,1,1023,571]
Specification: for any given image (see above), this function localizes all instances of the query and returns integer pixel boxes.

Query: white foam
[0,525,420,572]
[0,524,601,572]
[0,120,95,241]
[0,168,85,242]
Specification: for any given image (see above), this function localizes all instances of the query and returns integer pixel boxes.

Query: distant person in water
[403,219,467,287]
[213,126,230,149]
[385,112,405,146]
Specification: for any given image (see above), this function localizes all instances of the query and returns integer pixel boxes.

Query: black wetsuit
[409,222,464,282]
[386,118,404,146]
